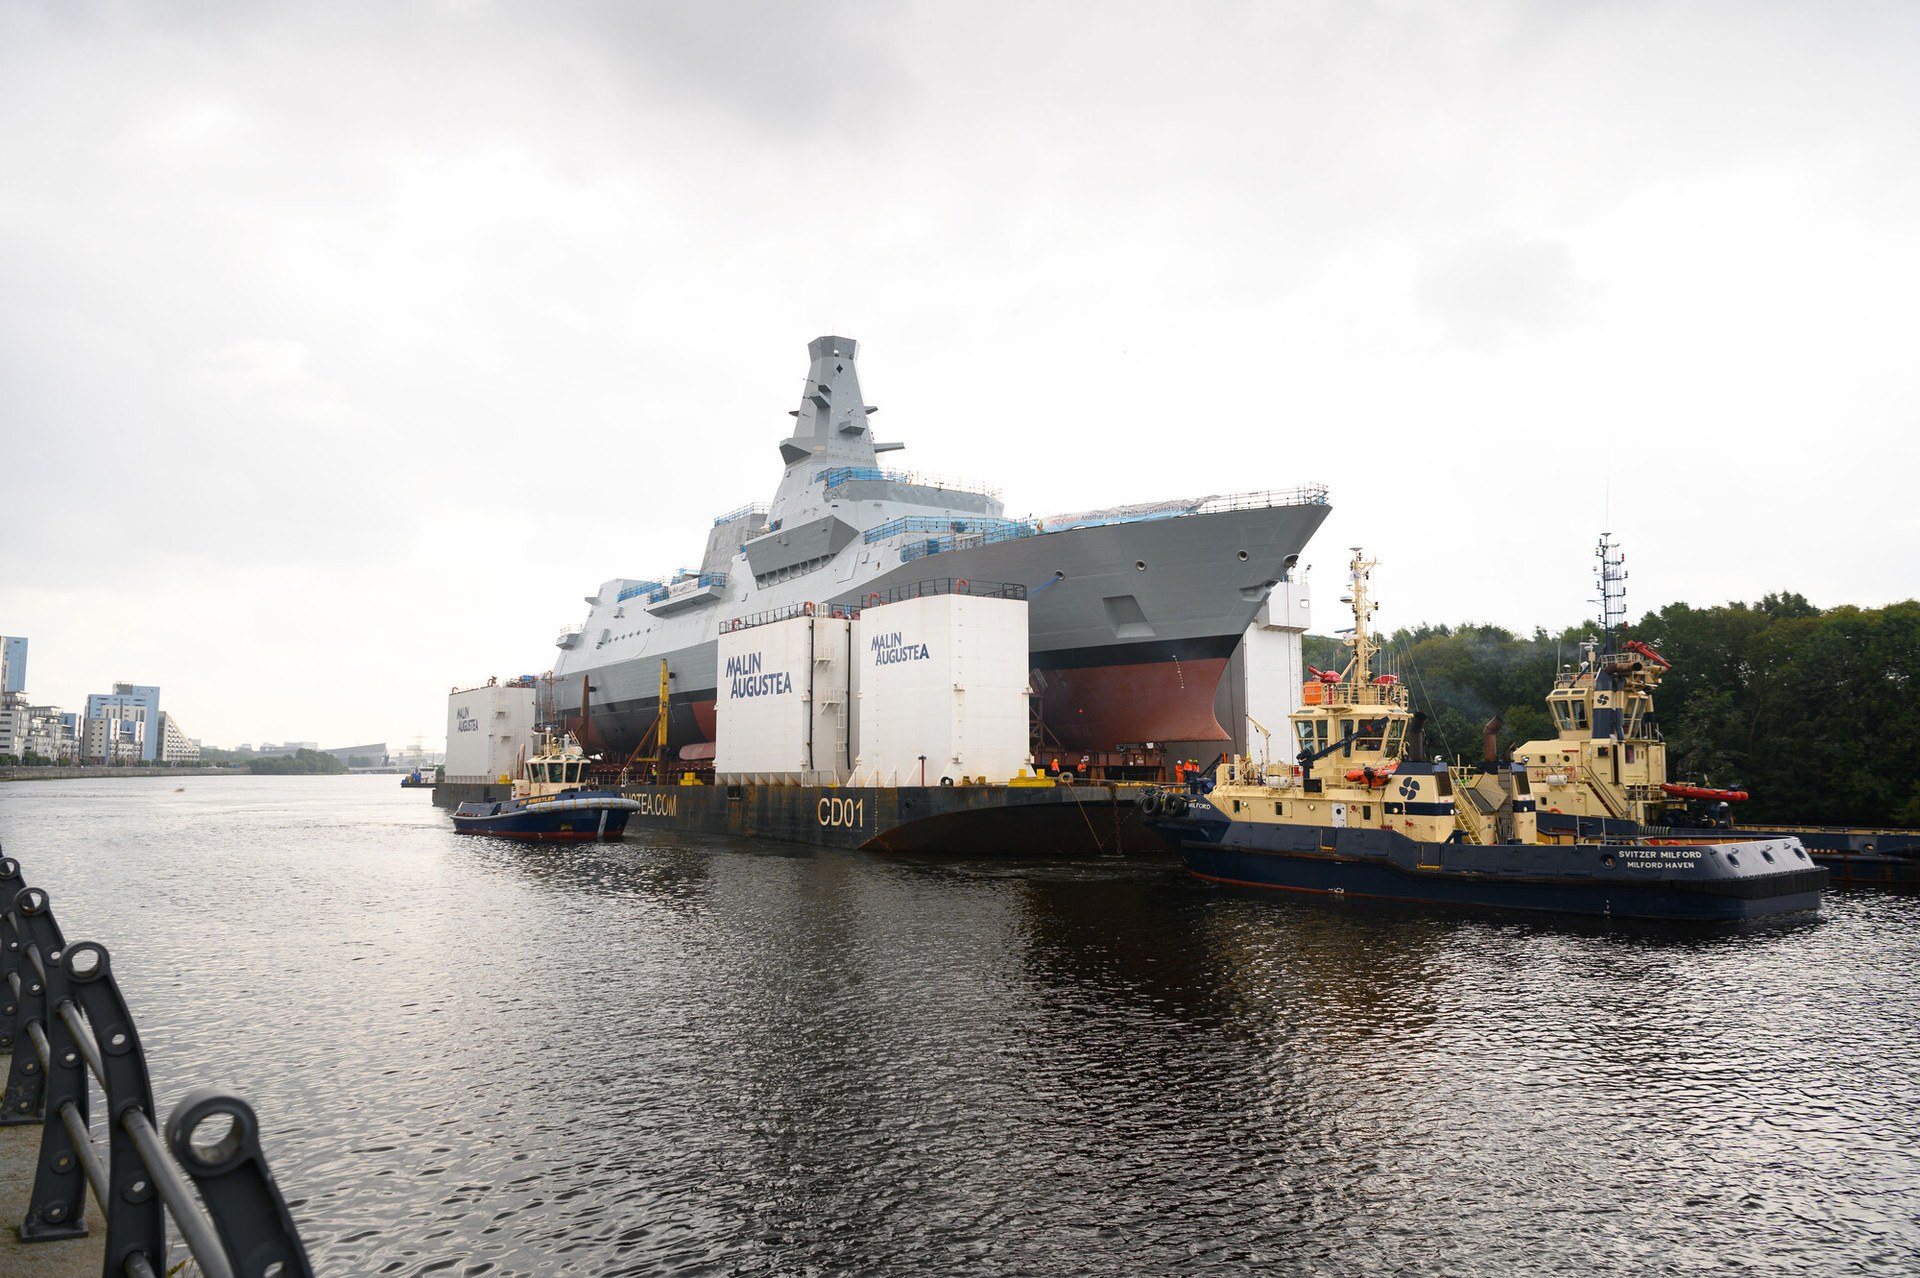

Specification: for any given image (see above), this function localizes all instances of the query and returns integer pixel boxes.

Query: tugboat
[1140,549,1826,921]
[399,768,435,789]
[1517,536,1919,887]
[450,733,640,841]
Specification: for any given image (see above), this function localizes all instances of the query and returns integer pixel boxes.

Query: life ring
[804,602,814,616]
[867,593,881,606]
[956,578,968,592]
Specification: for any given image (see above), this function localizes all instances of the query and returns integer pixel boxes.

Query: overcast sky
[4,1,1916,753]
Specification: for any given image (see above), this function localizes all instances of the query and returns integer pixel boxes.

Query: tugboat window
[1356,717,1386,749]
[1571,701,1589,730]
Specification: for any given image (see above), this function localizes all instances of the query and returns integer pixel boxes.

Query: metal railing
[1,850,312,1277]
[814,466,1002,501]
[614,580,666,604]
[863,515,1037,546]
[711,502,770,527]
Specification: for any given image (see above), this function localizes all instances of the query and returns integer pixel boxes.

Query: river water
[2,775,1916,1276]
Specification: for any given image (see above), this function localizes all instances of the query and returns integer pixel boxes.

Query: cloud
[2,0,1917,748]
[1416,232,1583,348]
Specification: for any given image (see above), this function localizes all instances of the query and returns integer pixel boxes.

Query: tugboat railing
[1306,682,1405,709]
[0,850,312,1277]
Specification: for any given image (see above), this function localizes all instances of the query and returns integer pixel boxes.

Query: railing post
[165,1088,316,1278]
[1,857,29,1096]
[14,887,94,1241]
[2,879,51,1126]
[62,941,167,1277]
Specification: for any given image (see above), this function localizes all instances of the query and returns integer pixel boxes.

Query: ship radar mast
[1343,547,1380,685]
[1592,533,1627,652]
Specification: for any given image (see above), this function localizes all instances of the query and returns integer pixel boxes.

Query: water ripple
[2,776,1917,1275]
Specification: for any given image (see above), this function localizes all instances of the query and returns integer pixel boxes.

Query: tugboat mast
[1593,533,1627,653]
[1344,547,1380,686]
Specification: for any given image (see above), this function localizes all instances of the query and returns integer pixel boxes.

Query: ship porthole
[1795,848,1807,860]
[1237,550,1249,561]
[1135,560,1147,571]
[1727,854,1740,866]
[1761,849,1775,862]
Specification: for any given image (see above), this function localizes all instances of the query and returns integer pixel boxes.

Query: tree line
[245,749,349,776]
[1304,593,1920,829]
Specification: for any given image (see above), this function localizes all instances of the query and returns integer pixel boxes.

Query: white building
[83,711,146,765]
[26,707,79,763]
[156,711,201,765]
[0,694,25,760]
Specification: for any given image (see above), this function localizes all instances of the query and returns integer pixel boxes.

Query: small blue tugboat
[451,733,640,841]
[1140,550,1826,921]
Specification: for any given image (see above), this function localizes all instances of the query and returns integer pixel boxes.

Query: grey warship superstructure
[550,336,1331,766]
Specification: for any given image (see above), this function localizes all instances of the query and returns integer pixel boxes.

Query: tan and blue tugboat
[451,732,640,841]
[1518,536,1919,887]
[1140,550,1826,920]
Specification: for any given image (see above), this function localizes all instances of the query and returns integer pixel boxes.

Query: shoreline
[3,766,251,782]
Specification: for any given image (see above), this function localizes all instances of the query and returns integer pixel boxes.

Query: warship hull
[556,499,1329,762]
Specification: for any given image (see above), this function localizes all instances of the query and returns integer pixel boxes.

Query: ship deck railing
[894,525,1042,563]
[712,502,771,527]
[1306,681,1407,709]
[1192,485,1330,513]
[614,579,666,603]
[817,466,1004,501]
[644,572,728,603]
[864,515,1037,546]
[1041,485,1330,532]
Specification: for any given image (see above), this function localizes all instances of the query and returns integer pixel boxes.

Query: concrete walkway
[0,1120,102,1277]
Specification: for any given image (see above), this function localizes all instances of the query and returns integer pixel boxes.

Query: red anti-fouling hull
[1036,657,1231,752]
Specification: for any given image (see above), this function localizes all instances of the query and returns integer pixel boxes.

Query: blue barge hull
[602,783,1164,855]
